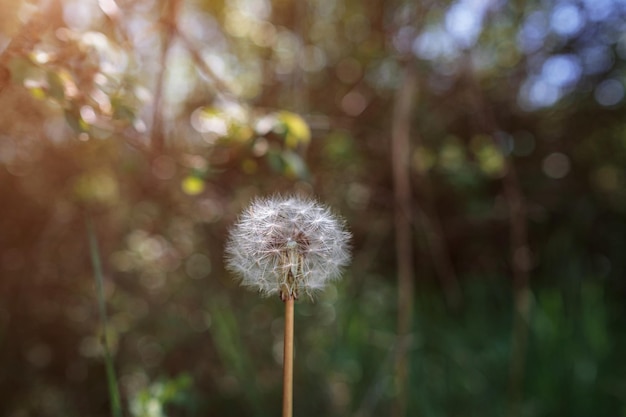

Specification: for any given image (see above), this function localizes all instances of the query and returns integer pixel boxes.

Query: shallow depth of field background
[1,0,626,416]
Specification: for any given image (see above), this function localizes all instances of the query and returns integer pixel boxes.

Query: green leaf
[277,111,311,149]
[47,70,65,101]
[281,150,310,180]
[181,175,205,195]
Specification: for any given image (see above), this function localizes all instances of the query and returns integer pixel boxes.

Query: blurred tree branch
[177,32,238,100]
[461,53,531,417]
[151,0,181,151]
[391,62,416,417]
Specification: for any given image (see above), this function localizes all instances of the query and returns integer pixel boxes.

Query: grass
[87,215,123,417]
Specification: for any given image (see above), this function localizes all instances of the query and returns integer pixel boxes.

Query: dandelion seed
[225,195,351,300]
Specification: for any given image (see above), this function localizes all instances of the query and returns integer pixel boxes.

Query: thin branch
[118,126,153,154]
[291,0,307,113]
[503,163,531,417]
[390,63,417,417]
[461,54,531,417]
[151,0,181,151]
[176,31,238,100]
[409,77,462,308]
[413,201,462,308]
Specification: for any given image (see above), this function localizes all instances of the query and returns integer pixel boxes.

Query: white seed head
[225,195,351,299]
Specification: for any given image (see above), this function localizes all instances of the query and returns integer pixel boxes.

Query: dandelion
[225,195,351,300]
[225,195,351,417]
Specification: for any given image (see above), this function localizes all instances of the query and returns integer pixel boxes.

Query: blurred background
[1,0,626,416]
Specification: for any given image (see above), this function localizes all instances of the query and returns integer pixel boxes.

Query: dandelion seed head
[225,195,351,299]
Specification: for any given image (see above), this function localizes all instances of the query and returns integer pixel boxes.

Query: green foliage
[130,374,195,417]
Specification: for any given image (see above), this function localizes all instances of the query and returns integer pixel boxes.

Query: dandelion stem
[282,296,295,417]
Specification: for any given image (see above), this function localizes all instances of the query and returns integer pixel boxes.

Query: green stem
[87,215,123,417]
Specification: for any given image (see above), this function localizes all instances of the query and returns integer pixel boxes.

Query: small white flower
[225,195,351,299]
